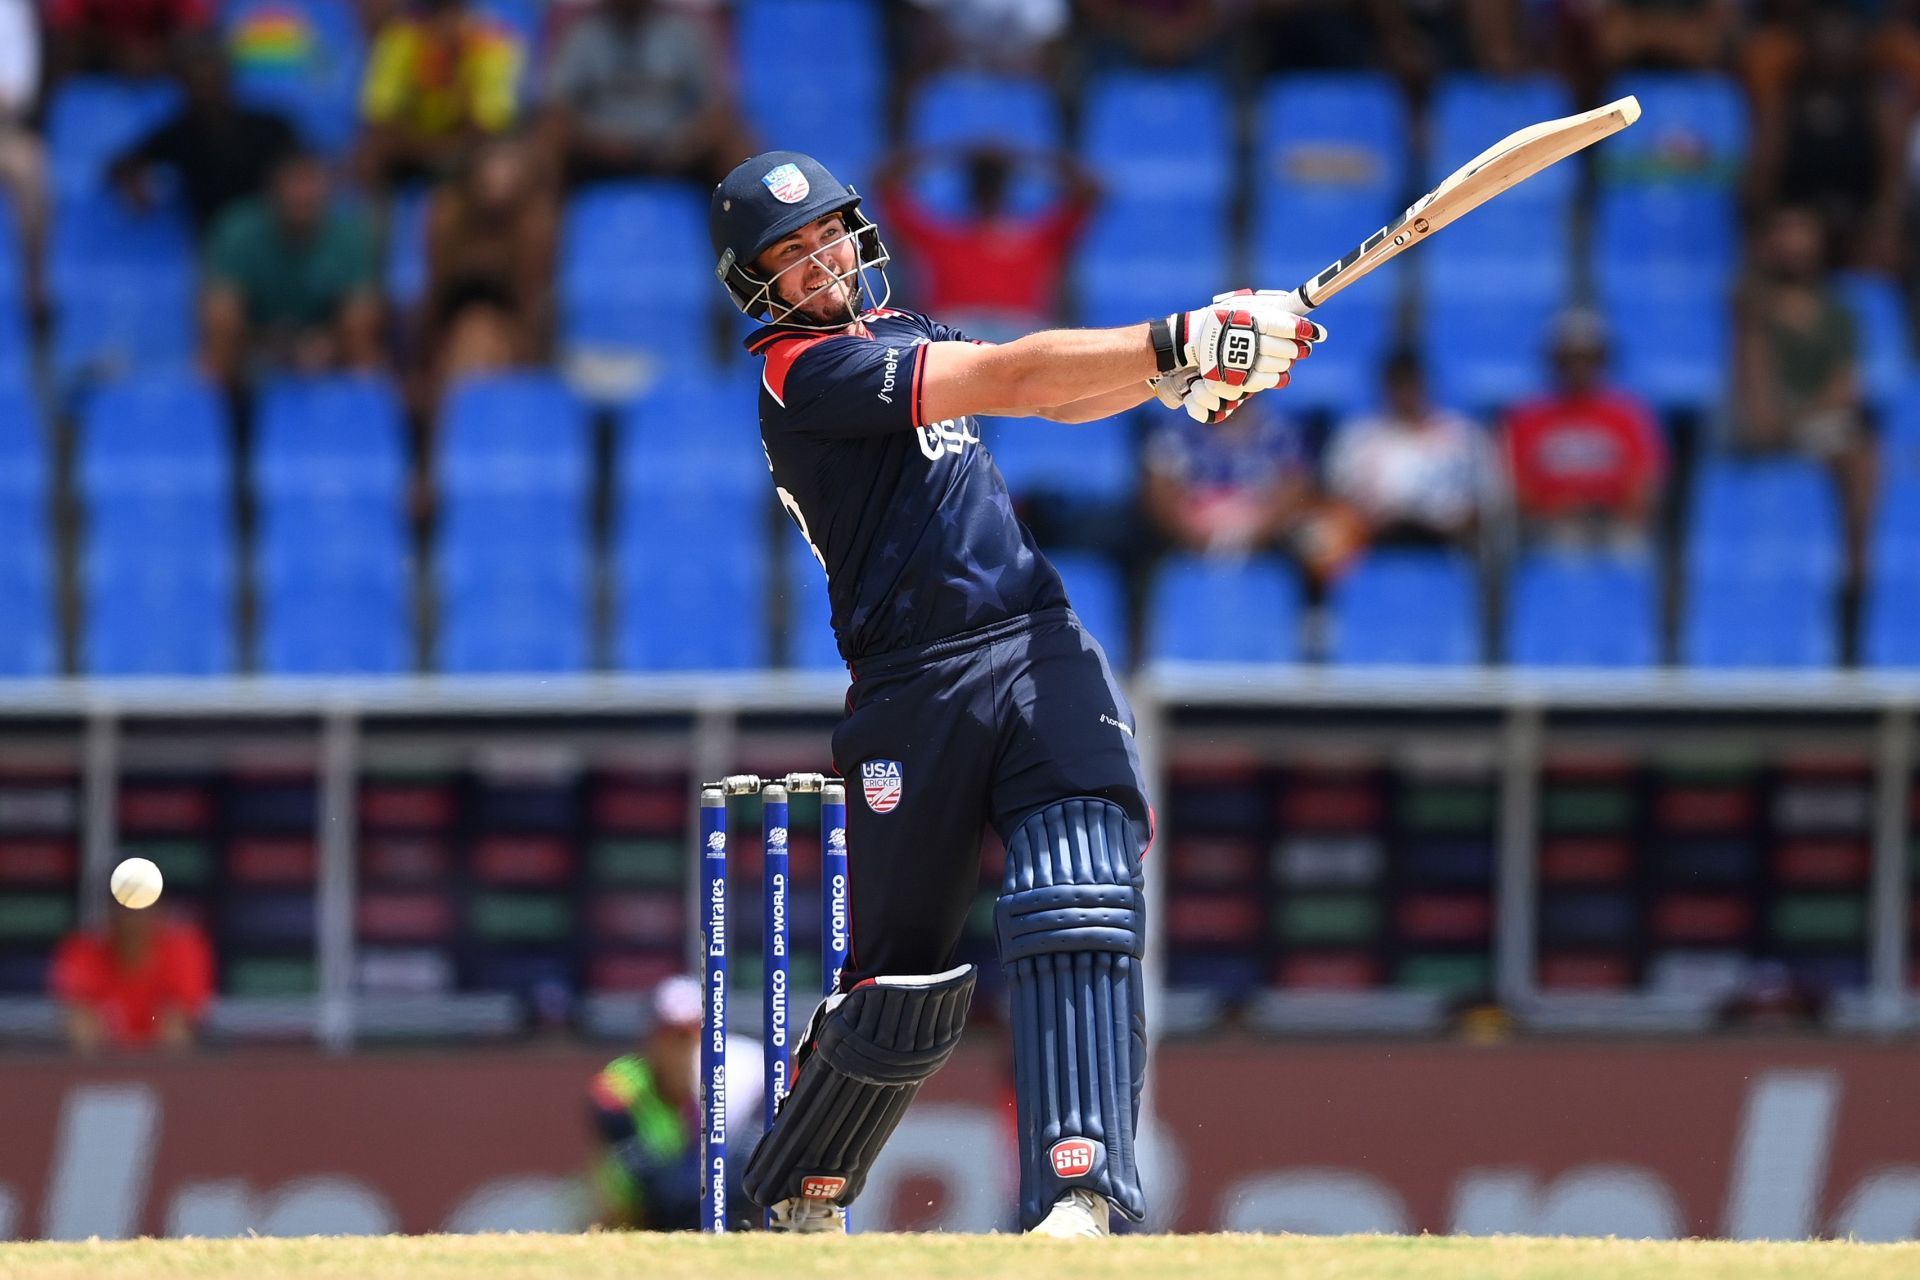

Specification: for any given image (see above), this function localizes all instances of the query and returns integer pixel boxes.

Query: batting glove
[1147,369,1248,425]
[1172,294,1326,395]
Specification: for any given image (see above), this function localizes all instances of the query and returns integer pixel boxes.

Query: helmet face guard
[717,202,893,331]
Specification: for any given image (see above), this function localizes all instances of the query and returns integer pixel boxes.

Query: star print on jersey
[748,308,1066,663]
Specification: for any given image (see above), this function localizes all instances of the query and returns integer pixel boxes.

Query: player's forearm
[1036,382,1157,424]
[920,325,1158,421]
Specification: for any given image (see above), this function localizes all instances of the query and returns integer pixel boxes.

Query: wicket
[698,772,851,1233]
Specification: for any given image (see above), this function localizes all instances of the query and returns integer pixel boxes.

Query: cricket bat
[1290,95,1642,311]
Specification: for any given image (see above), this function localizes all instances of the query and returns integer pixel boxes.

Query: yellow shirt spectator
[361,8,522,137]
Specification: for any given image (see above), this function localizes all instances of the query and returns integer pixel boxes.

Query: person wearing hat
[587,975,760,1230]
[1502,307,1666,550]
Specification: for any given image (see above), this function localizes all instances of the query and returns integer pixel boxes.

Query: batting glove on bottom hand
[1148,369,1248,425]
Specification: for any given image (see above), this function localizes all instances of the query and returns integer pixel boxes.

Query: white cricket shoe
[1028,1187,1110,1238]
[767,1197,847,1233]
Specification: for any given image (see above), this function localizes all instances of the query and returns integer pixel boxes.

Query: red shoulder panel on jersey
[760,334,832,406]
[910,341,928,428]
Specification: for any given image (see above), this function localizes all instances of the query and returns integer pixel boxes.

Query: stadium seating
[1050,550,1131,673]
[737,0,885,192]
[1687,456,1843,584]
[1682,576,1837,668]
[1148,554,1303,663]
[613,373,770,670]
[1083,72,1235,206]
[981,414,1136,506]
[1862,455,1920,667]
[785,526,841,670]
[45,77,181,202]
[559,182,712,377]
[0,379,56,676]
[1254,73,1407,284]
[79,372,236,675]
[0,196,26,382]
[1077,196,1231,330]
[254,375,413,673]
[1683,457,1842,669]
[1506,550,1659,667]
[1837,272,1912,416]
[905,72,1066,217]
[221,0,367,154]
[436,373,593,673]
[1329,550,1481,665]
[48,197,198,385]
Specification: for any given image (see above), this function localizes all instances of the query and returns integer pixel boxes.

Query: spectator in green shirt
[201,149,384,386]
[589,974,759,1231]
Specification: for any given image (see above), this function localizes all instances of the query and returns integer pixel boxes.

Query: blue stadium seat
[1597,281,1727,413]
[46,77,182,200]
[559,182,710,368]
[904,72,1065,217]
[0,379,55,675]
[254,375,413,673]
[85,545,236,675]
[80,371,231,506]
[1423,291,1558,413]
[49,197,197,383]
[1427,75,1576,196]
[981,414,1136,505]
[1507,551,1659,667]
[1077,198,1231,329]
[737,1,884,192]
[1836,272,1912,417]
[1682,577,1836,668]
[384,185,430,311]
[439,539,592,674]
[440,372,591,502]
[1254,73,1407,288]
[1863,562,1920,668]
[258,521,412,674]
[1599,73,1747,193]
[0,196,26,381]
[79,372,235,674]
[256,374,408,503]
[436,373,592,673]
[612,377,770,671]
[612,511,768,670]
[1083,72,1234,205]
[1592,185,1740,299]
[1687,456,1843,584]
[1051,550,1130,672]
[1147,553,1302,663]
[785,526,841,670]
[221,0,366,153]
[1329,550,1481,665]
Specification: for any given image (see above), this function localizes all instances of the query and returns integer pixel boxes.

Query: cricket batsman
[709,150,1325,1235]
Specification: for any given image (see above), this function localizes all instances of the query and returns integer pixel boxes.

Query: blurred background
[3,0,1920,1245]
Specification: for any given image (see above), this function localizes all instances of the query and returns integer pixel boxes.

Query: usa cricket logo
[761,163,810,204]
[861,760,903,814]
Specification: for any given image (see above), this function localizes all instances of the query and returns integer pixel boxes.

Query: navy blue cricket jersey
[747,307,1068,664]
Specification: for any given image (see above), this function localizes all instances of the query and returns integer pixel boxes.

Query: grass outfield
[3,1233,1919,1279]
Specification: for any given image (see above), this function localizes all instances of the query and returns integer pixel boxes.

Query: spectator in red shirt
[874,143,1096,342]
[1502,308,1666,550]
[48,0,212,79]
[50,904,215,1053]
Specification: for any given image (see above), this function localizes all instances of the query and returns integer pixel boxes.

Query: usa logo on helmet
[861,760,902,814]
[762,163,810,203]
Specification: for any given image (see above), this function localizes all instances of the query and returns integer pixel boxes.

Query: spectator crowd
[0,0,1915,672]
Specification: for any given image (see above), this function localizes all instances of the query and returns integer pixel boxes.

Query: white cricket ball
[110,857,164,910]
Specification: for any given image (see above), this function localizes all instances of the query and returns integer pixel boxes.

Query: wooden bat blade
[1294,95,1641,310]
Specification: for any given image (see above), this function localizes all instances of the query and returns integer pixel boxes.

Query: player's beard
[786,272,859,328]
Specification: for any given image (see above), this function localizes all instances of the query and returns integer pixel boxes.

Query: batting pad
[996,797,1147,1229]
[742,964,976,1209]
